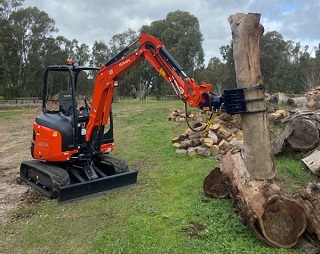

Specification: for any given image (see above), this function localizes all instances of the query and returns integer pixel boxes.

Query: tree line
[1,0,320,100]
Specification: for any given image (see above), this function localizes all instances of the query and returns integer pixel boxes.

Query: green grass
[275,150,318,193]
[0,109,29,119]
[1,100,309,254]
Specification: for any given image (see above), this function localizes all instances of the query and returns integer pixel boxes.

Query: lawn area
[1,99,305,254]
[0,109,30,119]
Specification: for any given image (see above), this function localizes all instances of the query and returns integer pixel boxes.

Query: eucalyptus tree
[91,40,111,67]
[0,0,59,98]
[140,10,205,98]
[203,57,229,95]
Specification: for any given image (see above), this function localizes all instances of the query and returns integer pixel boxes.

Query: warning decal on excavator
[52,131,58,137]
[159,68,166,77]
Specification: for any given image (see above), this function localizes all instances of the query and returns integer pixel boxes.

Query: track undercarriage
[20,155,138,203]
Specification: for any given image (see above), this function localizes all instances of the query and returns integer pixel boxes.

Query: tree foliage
[140,10,205,98]
[214,31,320,95]
[201,57,229,95]
[1,0,319,100]
[0,4,58,97]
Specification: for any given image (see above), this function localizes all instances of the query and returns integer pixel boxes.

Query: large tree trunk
[204,151,307,248]
[203,13,308,249]
[228,13,275,179]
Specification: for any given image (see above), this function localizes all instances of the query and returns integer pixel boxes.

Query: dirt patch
[0,107,44,225]
[183,221,206,239]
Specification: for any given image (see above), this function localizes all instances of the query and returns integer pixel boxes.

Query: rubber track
[100,154,129,173]
[21,160,70,198]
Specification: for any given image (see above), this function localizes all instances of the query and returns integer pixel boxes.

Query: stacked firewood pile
[263,85,320,157]
[170,111,242,157]
[306,85,320,96]
[267,86,320,110]
[169,106,320,178]
[167,108,190,122]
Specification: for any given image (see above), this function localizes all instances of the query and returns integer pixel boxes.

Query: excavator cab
[34,63,104,157]
[20,61,138,203]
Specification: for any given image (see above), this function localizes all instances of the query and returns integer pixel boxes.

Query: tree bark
[213,151,307,248]
[297,183,320,240]
[228,13,275,179]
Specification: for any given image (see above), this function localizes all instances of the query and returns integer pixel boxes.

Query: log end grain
[258,197,307,248]
[203,168,229,198]
[285,118,320,151]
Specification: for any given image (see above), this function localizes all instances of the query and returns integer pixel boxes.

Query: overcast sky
[23,0,320,65]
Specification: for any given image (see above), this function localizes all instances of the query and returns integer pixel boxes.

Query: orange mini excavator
[20,34,260,203]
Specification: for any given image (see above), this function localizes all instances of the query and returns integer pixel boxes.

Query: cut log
[203,137,214,148]
[176,149,187,155]
[218,139,229,150]
[203,167,229,198]
[306,100,320,110]
[268,109,289,124]
[196,147,211,157]
[288,97,308,106]
[178,117,186,123]
[271,127,293,155]
[216,126,232,140]
[172,143,181,149]
[187,131,201,140]
[297,183,320,240]
[218,151,307,248]
[171,137,181,143]
[180,139,202,149]
[179,133,188,141]
[180,140,192,149]
[210,122,221,132]
[207,131,219,144]
[278,92,289,105]
[210,145,219,153]
[187,147,197,157]
[269,92,289,105]
[192,139,202,147]
[285,117,320,151]
[193,111,204,127]
[302,150,320,175]
[229,138,243,150]
[297,238,319,254]
[229,13,275,179]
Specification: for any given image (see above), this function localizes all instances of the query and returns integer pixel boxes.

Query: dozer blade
[58,170,138,204]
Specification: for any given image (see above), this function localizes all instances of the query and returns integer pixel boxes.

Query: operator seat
[59,91,75,116]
